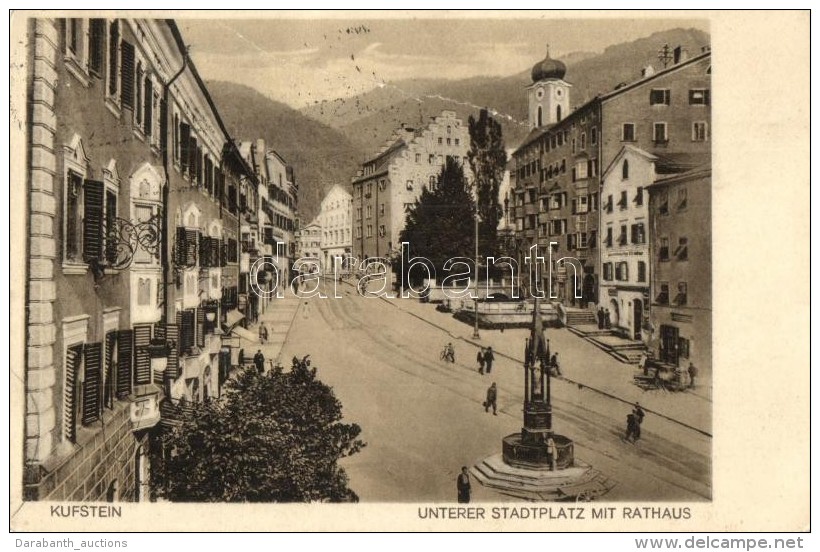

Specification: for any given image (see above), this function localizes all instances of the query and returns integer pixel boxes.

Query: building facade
[598,145,703,342]
[239,138,298,304]
[318,184,352,274]
[295,218,322,263]
[511,45,711,309]
[647,164,712,375]
[352,110,471,262]
[23,17,255,501]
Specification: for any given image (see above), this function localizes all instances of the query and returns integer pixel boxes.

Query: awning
[231,326,259,343]
[223,309,244,330]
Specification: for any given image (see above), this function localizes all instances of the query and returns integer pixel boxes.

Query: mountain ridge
[205,80,366,222]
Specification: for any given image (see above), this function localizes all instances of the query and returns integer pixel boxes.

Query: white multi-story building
[599,145,700,341]
[318,184,352,274]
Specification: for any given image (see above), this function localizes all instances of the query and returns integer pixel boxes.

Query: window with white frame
[106,19,120,104]
[622,123,636,142]
[63,18,91,85]
[649,88,671,106]
[692,121,709,142]
[102,160,120,266]
[63,136,92,267]
[653,122,668,144]
[689,89,710,105]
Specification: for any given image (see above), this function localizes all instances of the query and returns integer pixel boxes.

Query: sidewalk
[377,292,712,436]
[235,296,302,372]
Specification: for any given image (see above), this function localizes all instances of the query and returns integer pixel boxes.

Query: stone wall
[25,403,141,501]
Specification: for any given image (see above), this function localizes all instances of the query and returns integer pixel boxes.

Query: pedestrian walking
[605,309,612,329]
[258,322,269,344]
[633,402,645,441]
[477,347,486,374]
[597,307,604,329]
[688,362,698,388]
[484,346,495,374]
[625,412,638,443]
[253,349,266,374]
[484,382,498,415]
[457,466,471,503]
[550,352,562,376]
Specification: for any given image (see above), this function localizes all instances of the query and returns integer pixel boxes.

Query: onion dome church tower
[527,45,572,129]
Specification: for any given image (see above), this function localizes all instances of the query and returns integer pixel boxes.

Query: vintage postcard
[8,9,809,533]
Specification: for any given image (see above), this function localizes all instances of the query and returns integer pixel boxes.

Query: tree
[467,108,507,269]
[151,358,365,502]
[398,156,475,287]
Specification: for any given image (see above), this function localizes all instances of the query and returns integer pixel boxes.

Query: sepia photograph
[8,9,809,533]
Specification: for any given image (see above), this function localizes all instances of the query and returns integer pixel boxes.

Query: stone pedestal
[471,453,616,501]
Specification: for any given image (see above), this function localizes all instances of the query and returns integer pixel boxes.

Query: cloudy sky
[176,14,708,109]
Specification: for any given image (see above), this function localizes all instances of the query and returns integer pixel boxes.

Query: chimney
[641,65,655,78]
[673,46,689,64]
[255,138,266,155]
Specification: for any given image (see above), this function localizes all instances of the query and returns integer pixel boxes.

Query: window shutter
[159,98,168,153]
[82,342,102,425]
[174,226,188,266]
[143,78,153,136]
[189,137,198,181]
[120,40,135,109]
[220,240,228,267]
[104,331,116,409]
[133,324,152,385]
[181,309,195,352]
[83,179,105,262]
[196,308,205,348]
[64,345,82,442]
[209,238,219,268]
[199,236,211,268]
[108,20,119,96]
[196,147,203,185]
[180,122,191,173]
[166,323,180,379]
[185,229,198,266]
[89,19,105,74]
[152,324,166,384]
[116,329,133,398]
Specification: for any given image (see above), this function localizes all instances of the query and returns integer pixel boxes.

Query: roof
[602,145,659,179]
[603,147,708,180]
[599,50,711,102]
[648,162,711,188]
[352,137,408,183]
[513,125,553,154]
[167,20,256,182]
[653,153,710,175]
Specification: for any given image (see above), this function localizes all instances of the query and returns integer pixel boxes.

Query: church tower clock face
[555,88,564,100]
[535,87,545,100]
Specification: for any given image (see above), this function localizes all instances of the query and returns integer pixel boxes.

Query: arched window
[537,106,543,127]
[556,105,562,122]
[622,159,629,180]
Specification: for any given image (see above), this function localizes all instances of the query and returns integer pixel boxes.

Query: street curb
[377,294,712,438]
[272,299,303,367]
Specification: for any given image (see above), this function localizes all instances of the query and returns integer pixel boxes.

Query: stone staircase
[565,324,648,365]
[563,309,597,327]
